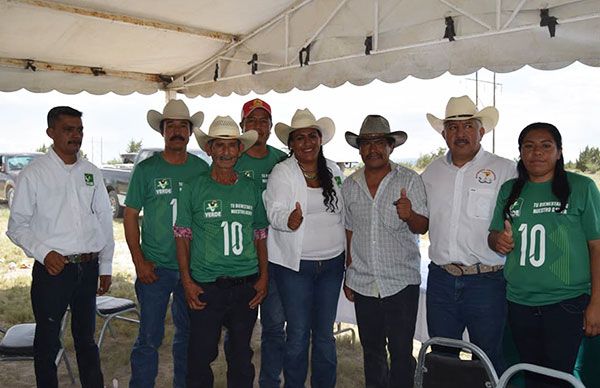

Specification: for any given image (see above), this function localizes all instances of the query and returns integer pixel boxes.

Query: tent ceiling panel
[0,0,598,96]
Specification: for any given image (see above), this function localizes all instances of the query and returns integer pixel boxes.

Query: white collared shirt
[421,147,516,266]
[7,148,114,275]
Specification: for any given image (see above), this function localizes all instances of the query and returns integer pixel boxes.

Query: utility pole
[466,72,502,153]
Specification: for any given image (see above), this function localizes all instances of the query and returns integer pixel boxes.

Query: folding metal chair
[497,363,585,388]
[414,337,499,388]
[96,295,140,349]
[0,311,75,384]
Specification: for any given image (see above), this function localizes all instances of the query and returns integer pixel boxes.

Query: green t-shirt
[234,145,287,191]
[176,172,269,282]
[490,172,600,306]
[125,153,209,269]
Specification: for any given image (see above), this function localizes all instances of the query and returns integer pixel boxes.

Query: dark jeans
[187,279,258,388]
[259,264,286,388]
[426,263,507,374]
[274,253,345,388]
[354,285,420,388]
[508,294,589,388]
[31,260,103,388]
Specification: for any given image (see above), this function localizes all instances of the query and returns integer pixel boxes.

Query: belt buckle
[68,254,82,264]
[444,264,464,277]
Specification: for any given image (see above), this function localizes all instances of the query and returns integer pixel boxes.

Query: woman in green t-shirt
[488,122,600,387]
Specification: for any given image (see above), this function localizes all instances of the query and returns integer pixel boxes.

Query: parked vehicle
[0,152,43,207]
[102,148,211,218]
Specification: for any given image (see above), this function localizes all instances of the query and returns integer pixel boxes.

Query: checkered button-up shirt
[343,163,428,298]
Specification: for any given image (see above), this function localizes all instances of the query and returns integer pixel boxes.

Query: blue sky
[1,63,599,165]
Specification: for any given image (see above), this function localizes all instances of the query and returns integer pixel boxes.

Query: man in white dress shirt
[7,106,114,388]
[421,96,516,373]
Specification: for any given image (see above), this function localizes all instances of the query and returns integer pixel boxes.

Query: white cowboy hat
[147,99,204,133]
[345,115,407,149]
[194,115,258,152]
[426,95,499,134]
[274,108,335,146]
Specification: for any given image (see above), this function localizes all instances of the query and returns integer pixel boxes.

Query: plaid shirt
[342,163,428,298]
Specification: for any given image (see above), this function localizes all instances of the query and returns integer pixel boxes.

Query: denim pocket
[559,294,590,314]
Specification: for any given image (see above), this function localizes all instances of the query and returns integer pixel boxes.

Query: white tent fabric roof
[0,0,599,97]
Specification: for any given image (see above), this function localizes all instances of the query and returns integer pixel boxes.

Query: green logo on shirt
[204,199,222,218]
[84,173,94,186]
[154,178,172,195]
[334,176,342,187]
[509,198,524,218]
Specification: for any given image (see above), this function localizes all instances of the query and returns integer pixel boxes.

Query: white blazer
[264,155,344,271]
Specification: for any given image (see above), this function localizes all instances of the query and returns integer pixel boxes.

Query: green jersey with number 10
[490,172,600,306]
[125,153,209,269]
[176,173,269,283]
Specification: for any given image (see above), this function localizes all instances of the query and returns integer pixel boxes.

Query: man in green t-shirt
[125,100,209,388]
[175,115,268,388]
[235,98,287,388]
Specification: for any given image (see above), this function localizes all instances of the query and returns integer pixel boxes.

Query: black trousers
[31,260,103,388]
[187,281,258,388]
[354,285,420,388]
[508,294,589,388]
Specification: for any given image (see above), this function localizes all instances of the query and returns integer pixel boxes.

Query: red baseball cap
[241,98,272,121]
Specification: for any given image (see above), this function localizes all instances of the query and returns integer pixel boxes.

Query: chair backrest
[414,337,499,388]
[497,363,585,388]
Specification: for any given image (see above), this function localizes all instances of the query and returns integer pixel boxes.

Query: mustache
[169,135,186,141]
[216,156,235,161]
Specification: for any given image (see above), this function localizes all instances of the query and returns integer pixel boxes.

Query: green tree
[576,146,600,173]
[36,144,48,153]
[126,139,143,153]
[415,147,446,170]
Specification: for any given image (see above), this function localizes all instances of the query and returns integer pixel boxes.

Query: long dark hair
[503,122,570,220]
[288,131,339,213]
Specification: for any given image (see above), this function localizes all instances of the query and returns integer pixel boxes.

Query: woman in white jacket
[264,108,345,388]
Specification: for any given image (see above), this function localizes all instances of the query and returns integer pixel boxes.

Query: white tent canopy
[1,0,599,97]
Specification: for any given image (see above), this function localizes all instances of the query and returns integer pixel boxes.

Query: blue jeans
[509,294,589,388]
[259,264,286,388]
[31,260,103,388]
[130,267,189,388]
[426,263,507,374]
[274,253,345,388]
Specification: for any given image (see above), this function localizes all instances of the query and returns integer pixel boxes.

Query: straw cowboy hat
[426,95,499,134]
[194,115,258,152]
[345,115,407,149]
[147,99,204,133]
[274,108,335,146]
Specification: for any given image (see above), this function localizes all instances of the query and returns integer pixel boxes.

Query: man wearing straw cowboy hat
[174,116,269,388]
[342,115,429,387]
[235,98,287,388]
[126,99,209,388]
[421,96,516,373]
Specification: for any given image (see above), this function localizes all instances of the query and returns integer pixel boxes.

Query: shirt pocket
[467,188,495,220]
[78,185,96,215]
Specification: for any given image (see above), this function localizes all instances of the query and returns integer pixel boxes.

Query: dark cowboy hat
[345,115,407,149]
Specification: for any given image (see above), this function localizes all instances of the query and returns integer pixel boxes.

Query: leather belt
[214,273,258,289]
[65,252,99,264]
[441,263,504,277]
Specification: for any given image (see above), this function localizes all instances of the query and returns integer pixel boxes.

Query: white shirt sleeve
[6,172,53,264]
[264,163,294,232]
[93,170,114,276]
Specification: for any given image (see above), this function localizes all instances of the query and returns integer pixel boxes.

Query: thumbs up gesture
[495,220,515,255]
[395,188,413,222]
[288,202,304,230]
